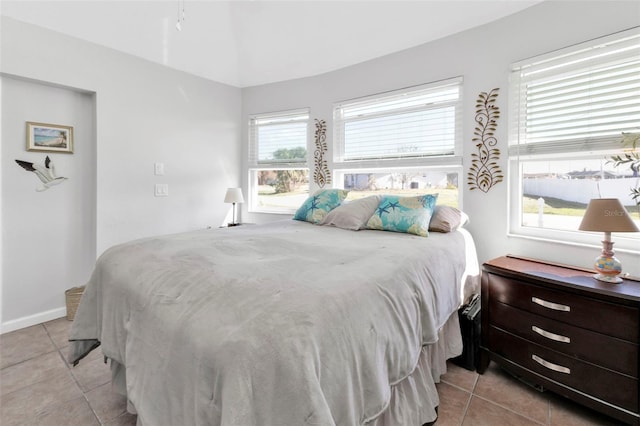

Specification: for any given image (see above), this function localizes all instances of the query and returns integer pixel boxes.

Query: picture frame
[26,122,74,154]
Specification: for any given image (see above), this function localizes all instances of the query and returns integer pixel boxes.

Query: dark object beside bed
[452,293,481,371]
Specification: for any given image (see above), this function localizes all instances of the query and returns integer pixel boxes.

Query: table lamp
[578,198,639,283]
[224,188,244,227]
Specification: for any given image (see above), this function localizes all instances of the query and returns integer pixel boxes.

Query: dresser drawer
[488,273,639,343]
[489,326,639,412]
[491,300,638,377]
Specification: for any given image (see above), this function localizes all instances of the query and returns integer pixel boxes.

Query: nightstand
[479,255,640,425]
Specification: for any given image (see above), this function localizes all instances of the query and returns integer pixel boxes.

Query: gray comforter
[69,220,477,425]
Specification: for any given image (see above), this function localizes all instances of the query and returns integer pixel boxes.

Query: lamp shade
[578,198,639,233]
[224,188,244,204]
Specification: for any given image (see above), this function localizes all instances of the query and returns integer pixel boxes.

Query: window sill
[507,230,640,256]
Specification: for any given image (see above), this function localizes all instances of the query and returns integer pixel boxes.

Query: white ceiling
[0,0,543,88]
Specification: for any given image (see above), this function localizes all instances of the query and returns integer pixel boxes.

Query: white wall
[1,76,96,329]
[241,1,640,276]
[1,17,242,331]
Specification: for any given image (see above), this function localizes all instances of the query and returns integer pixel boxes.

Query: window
[248,109,309,213]
[508,29,640,250]
[333,78,463,207]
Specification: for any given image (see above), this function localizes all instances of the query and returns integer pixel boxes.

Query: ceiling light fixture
[176,0,185,32]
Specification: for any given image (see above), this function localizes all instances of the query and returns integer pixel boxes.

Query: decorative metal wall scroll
[313,118,331,188]
[468,88,503,193]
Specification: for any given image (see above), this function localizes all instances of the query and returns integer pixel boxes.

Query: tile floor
[0,317,624,425]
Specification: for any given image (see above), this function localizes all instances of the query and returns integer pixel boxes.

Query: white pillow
[428,205,469,233]
[320,195,381,231]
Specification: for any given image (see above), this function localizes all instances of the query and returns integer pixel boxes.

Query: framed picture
[26,122,74,154]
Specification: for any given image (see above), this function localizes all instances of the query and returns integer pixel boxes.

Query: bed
[69,193,479,426]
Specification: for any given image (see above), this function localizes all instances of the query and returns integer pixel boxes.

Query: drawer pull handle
[532,326,571,343]
[532,354,571,374]
[531,297,570,312]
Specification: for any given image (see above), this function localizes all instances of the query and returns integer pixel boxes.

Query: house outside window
[333,78,463,207]
[248,109,310,213]
[508,29,640,250]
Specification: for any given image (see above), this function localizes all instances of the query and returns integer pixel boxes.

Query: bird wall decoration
[15,156,68,191]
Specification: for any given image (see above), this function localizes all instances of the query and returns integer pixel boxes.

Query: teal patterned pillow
[366,194,438,237]
[293,189,350,224]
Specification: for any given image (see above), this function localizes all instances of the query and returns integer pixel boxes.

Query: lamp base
[593,273,623,284]
[593,255,623,284]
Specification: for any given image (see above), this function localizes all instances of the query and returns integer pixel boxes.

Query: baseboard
[1,307,67,334]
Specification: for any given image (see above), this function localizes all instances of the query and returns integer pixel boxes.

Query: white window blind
[249,109,309,166]
[510,29,640,157]
[334,78,462,162]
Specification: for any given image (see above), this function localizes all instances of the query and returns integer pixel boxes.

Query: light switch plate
[155,183,169,197]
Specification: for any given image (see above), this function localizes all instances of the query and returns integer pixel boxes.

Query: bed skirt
[109,311,462,425]
[368,311,462,425]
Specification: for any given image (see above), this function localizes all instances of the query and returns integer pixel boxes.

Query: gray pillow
[320,195,381,231]
[428,205,469,232]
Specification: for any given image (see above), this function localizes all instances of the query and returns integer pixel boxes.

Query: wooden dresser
[479,255,640,425]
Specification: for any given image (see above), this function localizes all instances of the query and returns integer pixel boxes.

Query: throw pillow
[293,189,350,224]
[366,194,438,237]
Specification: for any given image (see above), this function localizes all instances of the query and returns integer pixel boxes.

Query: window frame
[507,28,640,252]
[332,78,464,207]
[248,108,310,214]
[507,151,639,251]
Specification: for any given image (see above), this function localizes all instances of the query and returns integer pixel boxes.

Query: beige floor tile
[463,396,543,426]
[86,382,128,423]
[440,361,478,392]
[0,325,56,369]
[435,381,471,426]
[69,347,111,392]
[43,317,73,350]
[474,362,549,424]
[0,351,68,396]
[32,395,100,426]
[0,370,82,426]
